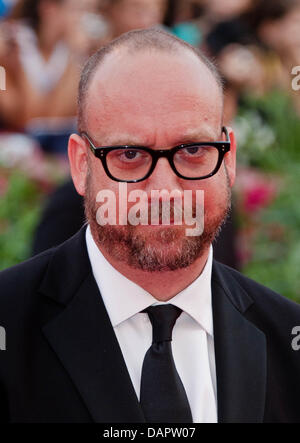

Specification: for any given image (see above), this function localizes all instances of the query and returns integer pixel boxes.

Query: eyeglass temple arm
[81,131,96,154]
[222,126,230,144]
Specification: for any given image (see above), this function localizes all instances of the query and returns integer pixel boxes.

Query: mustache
[128,199,199,225]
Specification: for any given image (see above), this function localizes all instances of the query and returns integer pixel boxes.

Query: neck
[36,23,61,59]
[93,236,210,301]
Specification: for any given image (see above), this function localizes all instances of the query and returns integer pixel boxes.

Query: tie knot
[143,305,182,343]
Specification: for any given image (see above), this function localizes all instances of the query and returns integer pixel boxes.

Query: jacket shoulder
[213,260,300,318]
[0,248,56,306]
[0,227,88,312]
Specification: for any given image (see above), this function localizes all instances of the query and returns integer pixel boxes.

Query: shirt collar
[86,225,214,336]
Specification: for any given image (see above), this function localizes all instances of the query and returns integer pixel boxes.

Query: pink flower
[244,184,275,213]
[236,167,279,215]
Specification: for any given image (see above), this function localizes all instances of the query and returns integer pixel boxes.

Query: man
[1,28,300,423]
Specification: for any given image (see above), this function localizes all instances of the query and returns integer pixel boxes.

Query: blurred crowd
[1,0,300,277]
[0,0,299,152]
[0,0,167,154]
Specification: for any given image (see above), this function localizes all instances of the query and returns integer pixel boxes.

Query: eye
[123,150,140,160]
[117,149,146,162]
[184,146,201,155]
[107,148,151,170]
[180,146,207,157]
[175,145,215,165]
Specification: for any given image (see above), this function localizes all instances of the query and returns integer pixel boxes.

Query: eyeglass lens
[106,145,220,181]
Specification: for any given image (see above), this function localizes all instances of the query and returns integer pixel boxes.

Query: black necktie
[140,304,193,423]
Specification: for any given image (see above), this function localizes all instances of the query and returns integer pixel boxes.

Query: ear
[68,133,89,196]
[223,126,236,188]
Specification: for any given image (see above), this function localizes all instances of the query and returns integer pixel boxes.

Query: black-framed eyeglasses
[81,126,230,183]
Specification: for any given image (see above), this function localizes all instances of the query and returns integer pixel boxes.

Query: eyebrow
[97,129,222,147]
[98,134,146,146]
[180,124,224,141]
[176,131,218,144]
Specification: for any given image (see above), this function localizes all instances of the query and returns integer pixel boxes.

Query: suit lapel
[40,227,145,423]
[212,262,267,423]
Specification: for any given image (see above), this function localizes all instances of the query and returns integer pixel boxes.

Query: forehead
[85,49,223,143]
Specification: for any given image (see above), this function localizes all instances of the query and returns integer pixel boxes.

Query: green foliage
[236,91,300,170]
[0,172,43,270]
[236,91,300,302]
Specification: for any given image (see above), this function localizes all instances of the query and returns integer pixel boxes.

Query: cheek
[204,188,223,212]
[200,174,230,213]
[89,158,111,193]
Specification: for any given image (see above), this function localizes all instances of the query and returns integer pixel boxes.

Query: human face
[205,0,252,21]
[69,49,236,271]
[108,0,167,37]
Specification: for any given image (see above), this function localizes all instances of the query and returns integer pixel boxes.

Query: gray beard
[84,177,231,272]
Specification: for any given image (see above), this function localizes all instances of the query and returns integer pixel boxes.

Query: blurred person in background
[103,0,167,39]
[205,0,300,123]
[163,0,205,46]
[163,0,254,51]
[0,0,16,17]
[0,0,110,153]
[203,0,253,27]
[256,0,300,114]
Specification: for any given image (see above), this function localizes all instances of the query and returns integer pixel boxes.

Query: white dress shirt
[86,225,218,423]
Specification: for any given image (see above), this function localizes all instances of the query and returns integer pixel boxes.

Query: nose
[144,157,182,193]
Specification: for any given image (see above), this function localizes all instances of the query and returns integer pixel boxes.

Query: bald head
[77,28,223,132]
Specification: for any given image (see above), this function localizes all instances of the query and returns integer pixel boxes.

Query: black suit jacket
[0,226,300,423]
